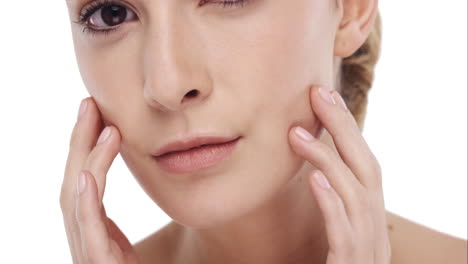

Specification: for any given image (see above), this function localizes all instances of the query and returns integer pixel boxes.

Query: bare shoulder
[386,210,467,264]
[132,213,468,264]
[133,221,183,264]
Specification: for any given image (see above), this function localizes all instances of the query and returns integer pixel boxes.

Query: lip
[153,136,241,174]
[153,134,241,157]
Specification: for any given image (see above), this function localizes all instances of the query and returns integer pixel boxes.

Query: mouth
[153,136,241,174]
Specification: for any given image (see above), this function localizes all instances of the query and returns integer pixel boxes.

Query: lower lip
[153,137,240,174]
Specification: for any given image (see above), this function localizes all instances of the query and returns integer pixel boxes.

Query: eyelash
[73,0,250,37]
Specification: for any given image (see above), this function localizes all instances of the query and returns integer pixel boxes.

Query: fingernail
[313,171,331,189]
[77,99,88,120]
[332,91,348,112]
[97,127,111,145]
[78,171,87,195]
[295,126,316,141]
[318,87,336,105]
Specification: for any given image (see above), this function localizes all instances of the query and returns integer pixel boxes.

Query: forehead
[66,0,83,7]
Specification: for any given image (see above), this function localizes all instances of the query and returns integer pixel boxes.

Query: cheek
[74,38,142,125]
[68,0,334,226]
[204,0,333,119]
[77,48,134,96]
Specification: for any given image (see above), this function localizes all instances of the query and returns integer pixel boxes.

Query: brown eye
[89,4,136,28]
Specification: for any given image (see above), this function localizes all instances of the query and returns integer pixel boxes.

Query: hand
[60,98,139,264]
[288,86,392,264]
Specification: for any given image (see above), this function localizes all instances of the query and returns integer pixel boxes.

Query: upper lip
[152,134,240,157]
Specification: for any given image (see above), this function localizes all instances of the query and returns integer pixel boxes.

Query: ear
[333,0,379,58]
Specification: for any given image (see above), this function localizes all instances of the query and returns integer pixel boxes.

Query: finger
[289,125,369,226]
[75,170,116,263]
[82,125,121,206]
[61,217,80,263]
[307,170,354,256]
[60,98,104,263]
[62,200,87,263]
[61,98,104,211]
[311,85,382,190]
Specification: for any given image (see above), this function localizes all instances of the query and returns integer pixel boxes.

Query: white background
[0,0,466,263]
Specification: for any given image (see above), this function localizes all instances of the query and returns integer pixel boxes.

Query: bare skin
[61,0,468,263]
[133,211,468,264]
[60,89,467,264]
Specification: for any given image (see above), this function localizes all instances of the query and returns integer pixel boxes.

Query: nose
[142,14,212,113]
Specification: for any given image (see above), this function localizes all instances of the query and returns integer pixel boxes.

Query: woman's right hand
[60,97,139,264]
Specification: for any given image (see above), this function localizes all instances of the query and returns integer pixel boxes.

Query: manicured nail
[318,87,336,105]
[313,171,331,189]
[77,99,88,120]
[332,91,348,112]
[78,171,87,195]
[295,126,316,141]
[97,127,111,145]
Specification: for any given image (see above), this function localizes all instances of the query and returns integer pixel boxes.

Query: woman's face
[66,0,340,228]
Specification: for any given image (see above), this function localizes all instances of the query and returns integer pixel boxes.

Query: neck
[175,160,330,264]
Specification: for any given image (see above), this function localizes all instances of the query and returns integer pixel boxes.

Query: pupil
[101,5,126,26]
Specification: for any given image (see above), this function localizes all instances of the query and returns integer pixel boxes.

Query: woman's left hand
[288,85,392,264]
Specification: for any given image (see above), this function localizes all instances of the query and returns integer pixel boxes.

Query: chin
[120,120,308,229]
[141,143,306,230]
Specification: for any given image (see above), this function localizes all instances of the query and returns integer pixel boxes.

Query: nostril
[185,90,199,98]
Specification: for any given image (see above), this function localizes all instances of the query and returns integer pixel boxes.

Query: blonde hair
[338,11,382,131]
